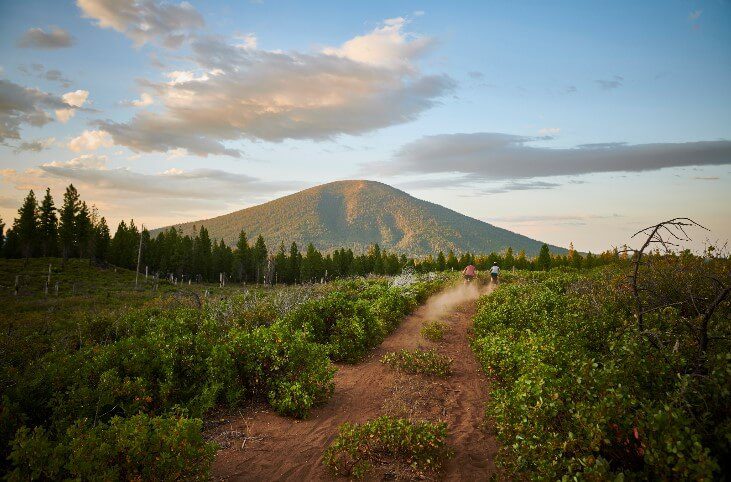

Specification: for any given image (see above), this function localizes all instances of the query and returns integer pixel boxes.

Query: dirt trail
[209,282,498,481]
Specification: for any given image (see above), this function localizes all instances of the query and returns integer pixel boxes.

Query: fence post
[14,275,19,296]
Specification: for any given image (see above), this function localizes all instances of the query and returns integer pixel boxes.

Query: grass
[323,416,452,478]
[381,349,453,377]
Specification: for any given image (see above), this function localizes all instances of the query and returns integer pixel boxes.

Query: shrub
[420,320,447,342]
[381,349,453,377]
[323,416,452,478]
[471,268,730,480]
[7,414,216,481]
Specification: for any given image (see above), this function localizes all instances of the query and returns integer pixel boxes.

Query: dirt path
[209,282,498,481]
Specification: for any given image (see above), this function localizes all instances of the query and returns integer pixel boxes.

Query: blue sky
[0,0,729,252]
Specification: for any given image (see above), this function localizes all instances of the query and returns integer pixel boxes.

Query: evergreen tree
[301,243,324,282]
[0,216,5,254]
[537,244,552,270]
[13,190,39,259]
[504,247,515,269]
[436,251,446,271]
[274,242,289,283]
[289,242,301,283]
[58,184,81,261]
[76,201,92,258]
[38,188,58,257]
[446,250,459,270]
[193,226,213,281]
[235,230,250,282]
[516,249,528,269]
[94,217,111,262]
[252,235,267,283]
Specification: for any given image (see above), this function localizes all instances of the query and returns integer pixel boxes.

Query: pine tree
[38,188,58,257]
[13,190,39,259]
[274,241,289,283]
[0,216,5,254]
[504,247,515,269]
[251,235,268,283]
[289,242,301,283]
[94,217,111,262]
[537,244,552,270]
[235,230,250,282]
[436,251,446,271]
[58,184,81,261]
[76,201,92,258]
[193,226,213,281]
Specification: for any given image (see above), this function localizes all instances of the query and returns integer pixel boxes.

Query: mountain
[155,180,565,256]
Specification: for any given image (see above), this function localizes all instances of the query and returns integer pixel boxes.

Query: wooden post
[47,264,52,285]
[145,266,148,279]
[135,225,144,289]
[45,280,48,297]
[14,275,19,296]
[55,281,59,296]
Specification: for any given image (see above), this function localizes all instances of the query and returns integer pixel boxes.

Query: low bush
[471,267,730,480]
[420,320,447,341]
[381,349,453,377]
[7,413,215,481]
[323,416,452,478]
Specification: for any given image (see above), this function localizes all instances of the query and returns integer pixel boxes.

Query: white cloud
[43,154,108,169]
[122,92,154,107]
[689,10,702,20]
[76,0,204,48]
[68,129,114,151]
[55,89,90,123]
[13,137,56,153]
[322,17,433,71]
[96,19,453,156]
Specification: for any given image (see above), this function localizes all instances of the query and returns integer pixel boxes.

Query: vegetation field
[472,254,730,479]
[1,257,450,479]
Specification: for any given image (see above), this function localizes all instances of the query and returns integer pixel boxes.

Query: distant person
[490,262,500,284]
[462,264,477,284]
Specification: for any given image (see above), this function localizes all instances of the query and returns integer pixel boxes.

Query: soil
[207,282,499,481]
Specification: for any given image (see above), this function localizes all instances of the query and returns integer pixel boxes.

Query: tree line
[0,186,618,284]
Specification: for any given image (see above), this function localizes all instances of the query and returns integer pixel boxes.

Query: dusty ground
[207,282,498,481]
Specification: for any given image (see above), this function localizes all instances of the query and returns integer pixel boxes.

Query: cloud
[13,137,56,153]
[19,64,73,86]
[121,92,154,107]
[55,90,90,123]
[564,85,577,94]
[693,176,719,181]
[1,156,299,223]
[538,127,560,136]
[76,0,204,48]
[0,79,72,142]
[381,132,731,180]
[490,213,623,227]
[67,129,113,151]
[17,26,75,49]
[96,18,454,156]
[467,71,484,79]
[689,10,702,20]
[595,75,623,90]
[479,180,561,194]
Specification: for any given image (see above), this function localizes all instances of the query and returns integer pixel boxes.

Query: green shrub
[7,414,216,481]
[323,416,452,478]
[381,349,453,377]
[471,268,730,480]
[420,320,447,341]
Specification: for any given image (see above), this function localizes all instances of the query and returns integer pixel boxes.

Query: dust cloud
[420,281,494,321]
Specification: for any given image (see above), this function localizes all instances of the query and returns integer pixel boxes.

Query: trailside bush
[7,414,215,481]
[420,320,447,341]
[323,416,452,478]
[381,349,453,377]
[471,269,730,480]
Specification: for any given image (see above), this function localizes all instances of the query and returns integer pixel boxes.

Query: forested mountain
[157,180,564,256]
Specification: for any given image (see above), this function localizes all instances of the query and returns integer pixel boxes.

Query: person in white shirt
[490,263,500,284]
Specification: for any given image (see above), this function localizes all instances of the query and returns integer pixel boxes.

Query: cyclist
[490,262,500,284]
[462,263,477,284]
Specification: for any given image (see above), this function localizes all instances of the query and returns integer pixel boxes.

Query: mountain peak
[160,181,564,256]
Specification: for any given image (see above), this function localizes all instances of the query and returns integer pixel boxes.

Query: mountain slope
[156,180,564,256]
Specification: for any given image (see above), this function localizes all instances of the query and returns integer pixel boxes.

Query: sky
[0,0,729,253]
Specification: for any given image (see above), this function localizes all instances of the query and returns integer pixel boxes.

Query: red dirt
[208,283,499,481]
